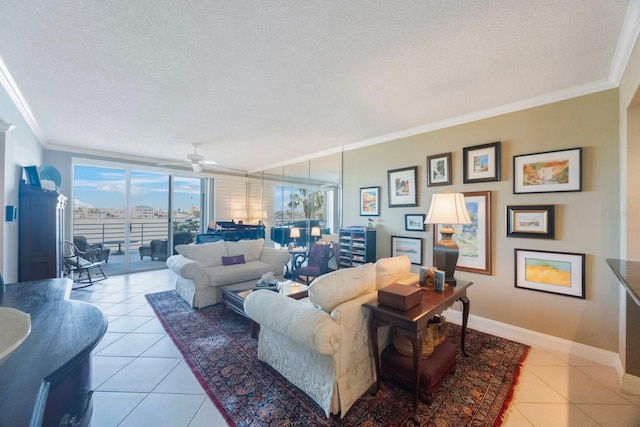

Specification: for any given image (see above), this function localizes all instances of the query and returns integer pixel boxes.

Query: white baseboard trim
[443,309,624,375]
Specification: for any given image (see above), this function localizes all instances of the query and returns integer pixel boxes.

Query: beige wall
[343,89,620,352]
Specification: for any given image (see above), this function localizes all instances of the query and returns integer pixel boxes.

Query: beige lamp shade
[311,226,321,237]
[289,227,301,239]
[425,192,471,225]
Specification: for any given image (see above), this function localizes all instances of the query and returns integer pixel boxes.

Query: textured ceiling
[0,1,636,173]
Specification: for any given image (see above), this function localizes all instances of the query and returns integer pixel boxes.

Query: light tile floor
[70,269,640,426]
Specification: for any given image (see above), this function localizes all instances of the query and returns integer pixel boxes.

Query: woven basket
[391,316,447,358]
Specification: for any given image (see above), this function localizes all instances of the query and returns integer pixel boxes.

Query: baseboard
[623,373,640,395]
[443,308,624,374]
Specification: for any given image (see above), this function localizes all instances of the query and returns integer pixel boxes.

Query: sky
[73,165,201,212]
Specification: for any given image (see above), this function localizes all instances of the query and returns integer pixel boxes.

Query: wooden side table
[363,280,472,424]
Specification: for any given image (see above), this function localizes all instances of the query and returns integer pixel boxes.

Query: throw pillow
[226,238,264,261]
[309,263,375,313]
[221,254,246,266]
[65,256,92,268]
[375,255,411,290]
[176,241,227,267]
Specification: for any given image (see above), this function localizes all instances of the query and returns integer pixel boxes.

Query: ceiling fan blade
[200,160,219,165]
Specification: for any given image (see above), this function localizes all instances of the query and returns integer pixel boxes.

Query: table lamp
[425,190,471,286]
[289,227,300,247]
[311,226,321,242]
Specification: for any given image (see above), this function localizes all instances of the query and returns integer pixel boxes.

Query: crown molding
[0,55,45,143]
[610,0,640,85]
[340,78,617,154]
[0,122,15,133]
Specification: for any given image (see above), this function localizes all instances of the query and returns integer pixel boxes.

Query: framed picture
[360,186,380,216]
[391,236,423,265]
[514,249,585,299]
[388,166,418,208]
[426,152,452,187]
[506,205,555,239]
[434,190,491,275]
[513,147,582,194]
[405,213,426,231]
[24,166,41,188]
[463,141,501,183]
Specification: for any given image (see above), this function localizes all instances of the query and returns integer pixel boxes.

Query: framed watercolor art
[513,147,582,194]
[360,186,380,216]
[434,190,491,275]
[388,166,418,208]
[391,236,423,265]
[426,152,452,187]
[405,213,426,231]
[514,249,585,299]
[506,205,555,239]
[463,141,501,183]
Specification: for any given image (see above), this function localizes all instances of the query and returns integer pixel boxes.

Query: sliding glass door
[72,162,204,274]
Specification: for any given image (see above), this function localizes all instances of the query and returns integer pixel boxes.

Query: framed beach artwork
[463,142,501,183]
[391,236,423,265]
[434,190,491,275]
[513,147,582,194]
[426,152,452,187]
[360,186,380,216]
[387,166,418,208]
[506,205,555,239]
[514,249,585,298]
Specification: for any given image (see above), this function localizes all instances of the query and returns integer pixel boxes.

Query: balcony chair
[290,242,333,285]
[139,239,168,261]
[73,235,110,264]
[62,240,107,289]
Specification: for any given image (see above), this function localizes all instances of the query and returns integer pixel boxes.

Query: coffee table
[221,280,309,337]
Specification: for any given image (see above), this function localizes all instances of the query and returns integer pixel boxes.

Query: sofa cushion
[206,260,274,286]
[226,238,264,261]
[222,254,246,266]
[308,263,375,313]
[176,241,227,268]
[375,255,412,290]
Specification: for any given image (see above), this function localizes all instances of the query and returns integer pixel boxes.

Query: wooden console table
[0,278,107,426]
[363,280,472,423]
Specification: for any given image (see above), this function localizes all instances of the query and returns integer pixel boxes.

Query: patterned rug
[146,290,529,426]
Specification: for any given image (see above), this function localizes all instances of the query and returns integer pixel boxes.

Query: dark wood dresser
[0,278,107,426]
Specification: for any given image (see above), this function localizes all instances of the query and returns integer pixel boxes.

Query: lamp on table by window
[289,227,301,247]
[311,226,321,242]
[425,190,471,286]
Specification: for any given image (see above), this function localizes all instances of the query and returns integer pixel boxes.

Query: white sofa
[166,238,290,308]
[244,255,418,418]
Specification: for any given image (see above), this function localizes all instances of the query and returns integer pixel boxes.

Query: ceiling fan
[158,143,219,172]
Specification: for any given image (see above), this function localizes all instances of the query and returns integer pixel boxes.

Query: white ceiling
[0,1,638,174]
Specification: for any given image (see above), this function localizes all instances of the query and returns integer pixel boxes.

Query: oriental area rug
[146,290,529,426]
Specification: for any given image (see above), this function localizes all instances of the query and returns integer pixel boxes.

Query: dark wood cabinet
[0,278,108,426]
[338,228,376,268]
[18,181,67,282]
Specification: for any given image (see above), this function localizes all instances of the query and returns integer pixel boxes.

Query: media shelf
[338,228,376,268]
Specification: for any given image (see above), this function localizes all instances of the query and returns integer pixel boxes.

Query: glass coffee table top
[235,280,309,300]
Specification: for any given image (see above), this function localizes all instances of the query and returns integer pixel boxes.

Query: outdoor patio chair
[73,235,110,264]
[63,240,107,288]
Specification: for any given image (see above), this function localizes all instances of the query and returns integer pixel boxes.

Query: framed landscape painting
[506,205,555,239]
[405,213,426,231]
[388,166,418,208]
[360,186,380,216]
[513,147,582,194]
[391,236,423,265]
[514,249,585,298]
[434,190,491,275]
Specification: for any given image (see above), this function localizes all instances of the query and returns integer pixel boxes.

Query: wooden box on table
[378,283,422,311]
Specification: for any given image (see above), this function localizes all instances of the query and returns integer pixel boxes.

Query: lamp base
[433,227,460,287]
